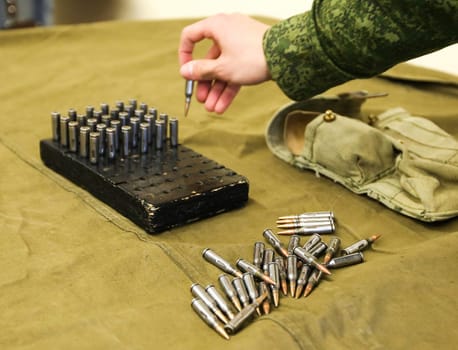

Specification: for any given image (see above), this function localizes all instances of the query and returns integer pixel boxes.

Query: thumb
[180,59,221,81]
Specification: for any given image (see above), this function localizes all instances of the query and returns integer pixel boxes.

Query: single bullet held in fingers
[184,79,194,117]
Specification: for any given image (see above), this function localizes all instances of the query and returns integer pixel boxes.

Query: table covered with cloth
[1,18,457,350]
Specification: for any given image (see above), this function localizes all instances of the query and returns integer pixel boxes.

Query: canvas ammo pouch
[265,91,458,222]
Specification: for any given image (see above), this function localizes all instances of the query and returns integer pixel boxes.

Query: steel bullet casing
[135,109,145,122]
[263,229,288,257]
[232,277,250,308]
[100,103,109,115]
[278,223,335,235]
[268,261,280,307]
[202,248,242,278]
[287,254,298,297]
[79,126,90,158]
[324,237,341,264]
[303,233,322,251]
[159,113,168,140]
[109,119,121,151]
[191,298,229,340]
[341,235,381,255]
[218,274,242,312]
[242,273,259,304]
[223,293,267,335]
[327,252,364,268]
[119,111,129,126]
[206,284,235,320]
[278,211,334,220]
[287,235,301,254]
[262,248,274,273]
[144,115,154,144]
[86,117,97,132]
[106,127,116,160]
[130,116,140,148]
[236,258,275,285]
[85,105,94,119]
[89,131,100,164]
[169,117,178,147]
[191,283,229,325]
[68,121,79,152]
[155,120,164,150]
[253,241,265,268]
[140,122,149,154]
[60,115,70,147]
[96,123,106,155]
[101,114,111,127]
[294,246,331,275]
[139,102,148,114]
[76,114,87,127]
[121,125,131,157]
[51,112,60,142]
[309,241,328,258]
[68,108,77,121]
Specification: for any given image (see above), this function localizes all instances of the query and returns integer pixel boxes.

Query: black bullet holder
[40,101,249,233]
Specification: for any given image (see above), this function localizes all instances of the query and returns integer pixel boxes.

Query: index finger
[178,18,215,65]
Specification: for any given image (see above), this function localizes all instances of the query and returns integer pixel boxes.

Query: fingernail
[180,62,194,78]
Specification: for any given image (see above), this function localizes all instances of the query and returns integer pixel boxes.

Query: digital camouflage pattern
[263,0,458,101]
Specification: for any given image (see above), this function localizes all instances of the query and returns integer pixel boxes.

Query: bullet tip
[318,264,332,275]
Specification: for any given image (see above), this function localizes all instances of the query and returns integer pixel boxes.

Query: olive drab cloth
[1,18,458,350]
[265,92,458,222]
[263,0,458,101]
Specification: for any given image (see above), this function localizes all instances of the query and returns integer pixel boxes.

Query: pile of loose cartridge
[50,100,178,164]
[190,211,381,340]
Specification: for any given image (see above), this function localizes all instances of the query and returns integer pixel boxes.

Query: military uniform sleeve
[263,0,458,101]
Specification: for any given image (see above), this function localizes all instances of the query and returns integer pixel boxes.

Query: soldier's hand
[178,13,271,114]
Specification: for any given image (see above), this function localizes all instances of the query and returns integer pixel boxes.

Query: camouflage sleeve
[263,0,458,101]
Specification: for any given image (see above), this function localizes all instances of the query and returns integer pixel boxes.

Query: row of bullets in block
[50,100,179,164]
[190,212,381,340]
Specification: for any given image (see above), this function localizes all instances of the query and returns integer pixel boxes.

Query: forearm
[263,0,458,101]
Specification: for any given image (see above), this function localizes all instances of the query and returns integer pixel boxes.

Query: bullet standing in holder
[169,117,179,147]
[106,127,116,160]
[79,126,90,158]
[139,122,149,154]
[68,121,79,152]
[155,120,164,150]
[60,115,70,147]
[121,125,131,157]
[51,112,60,142]
[89,131,100,164]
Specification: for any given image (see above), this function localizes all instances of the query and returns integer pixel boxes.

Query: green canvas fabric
[1,19,457,350]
